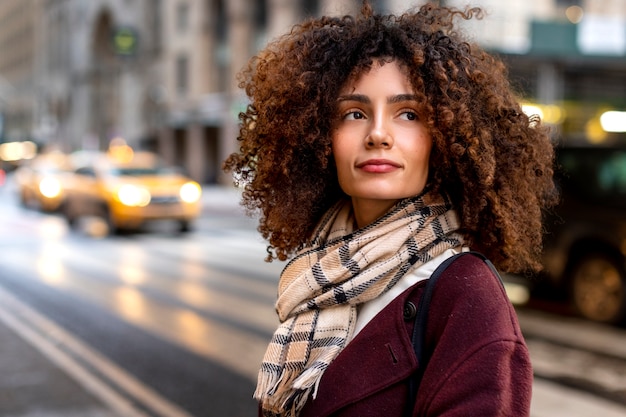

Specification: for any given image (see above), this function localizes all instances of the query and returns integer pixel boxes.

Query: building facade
[35,0,162,153]
[155,0,363,183]
[0,0,624,182]
[0,0,40,144]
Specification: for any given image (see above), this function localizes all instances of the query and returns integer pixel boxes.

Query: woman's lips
[356,159,401,173]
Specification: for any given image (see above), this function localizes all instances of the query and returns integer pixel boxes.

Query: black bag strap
[404,251,503,417]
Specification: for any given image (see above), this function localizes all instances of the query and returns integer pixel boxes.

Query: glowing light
[116,184,151,206]
[0,141,37,161]
[521,103,565,125]
[600,111,626,132]
[108,137,134,163]
[522,104,543,120]
[541,104,565,124]
[39,177,62,198]
[565,6,584,24]
[180,181,201,203]
[586,117,608,144]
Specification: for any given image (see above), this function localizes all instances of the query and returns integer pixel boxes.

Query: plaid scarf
[255,191,464,416]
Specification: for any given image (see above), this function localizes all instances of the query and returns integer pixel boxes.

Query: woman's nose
[366,119,393,148]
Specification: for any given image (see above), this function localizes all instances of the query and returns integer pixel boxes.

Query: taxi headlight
[180,181,201,203]
[117,184,151,207]
[39,177,62,198]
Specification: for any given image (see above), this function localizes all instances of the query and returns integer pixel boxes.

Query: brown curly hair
[223,2,558,273]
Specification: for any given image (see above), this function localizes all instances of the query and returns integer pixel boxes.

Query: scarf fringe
[255,367,321,417]
[293,366,323,397]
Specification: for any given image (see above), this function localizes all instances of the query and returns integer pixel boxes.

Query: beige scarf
[255,191,464,416]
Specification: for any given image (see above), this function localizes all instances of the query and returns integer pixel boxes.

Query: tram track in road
[518,308,626,408]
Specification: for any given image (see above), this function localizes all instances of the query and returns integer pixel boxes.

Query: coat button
[403,301,417,321]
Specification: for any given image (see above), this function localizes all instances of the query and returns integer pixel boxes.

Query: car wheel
[569,253,626,324]
[101,207,122,236]
[62,202,78,229]
[19,189,29,207]
[178,220,191,233]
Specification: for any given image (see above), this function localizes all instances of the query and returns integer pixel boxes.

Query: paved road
[0,179,625,416]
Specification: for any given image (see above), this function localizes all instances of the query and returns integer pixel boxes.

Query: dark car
[540,145,626,324]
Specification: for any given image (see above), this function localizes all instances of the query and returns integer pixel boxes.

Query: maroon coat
[297,253,533,416]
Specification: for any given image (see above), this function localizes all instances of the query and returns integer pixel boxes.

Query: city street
[1,176,626,417]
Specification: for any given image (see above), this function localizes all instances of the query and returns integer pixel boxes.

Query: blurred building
[0,0,624,183]
[34,0,162,155]
[155,0,361,183]
[0,0,40,144]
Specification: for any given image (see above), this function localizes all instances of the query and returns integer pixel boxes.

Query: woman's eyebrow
[337,94,369,103]
[336,94,419,104]
[388,94,419,104]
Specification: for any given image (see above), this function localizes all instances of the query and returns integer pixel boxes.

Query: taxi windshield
[109,167,163,177]
[108,166,179,177]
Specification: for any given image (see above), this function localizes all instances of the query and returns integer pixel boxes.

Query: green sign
[530,21,578,57]
[112,27,138,56]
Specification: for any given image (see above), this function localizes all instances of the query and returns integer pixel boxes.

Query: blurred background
[0,0,625,416]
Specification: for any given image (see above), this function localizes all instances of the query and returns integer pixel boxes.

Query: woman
[224,2,557,416]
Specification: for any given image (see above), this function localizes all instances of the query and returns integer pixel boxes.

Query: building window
[176,2,190,33]
[254,0,267,32]
[556,0,581,6]
[210,0,226,43]
[148,0,162,54]
[176,54,189,96]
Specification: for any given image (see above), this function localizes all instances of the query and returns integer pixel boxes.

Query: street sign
[112,27,139,57]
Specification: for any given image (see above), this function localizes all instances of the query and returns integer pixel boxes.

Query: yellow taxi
[14,151,73,212]
[62,148,202,234]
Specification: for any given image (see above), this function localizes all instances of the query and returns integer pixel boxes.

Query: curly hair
[223,2,558,273]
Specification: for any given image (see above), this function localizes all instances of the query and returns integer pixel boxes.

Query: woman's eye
[400,111,418,121]
[344,111,365,121]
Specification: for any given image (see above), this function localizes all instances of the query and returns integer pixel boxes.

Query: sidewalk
[1,183,626,417]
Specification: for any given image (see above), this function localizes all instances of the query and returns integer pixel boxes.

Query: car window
[558,147,626,204]
[108,166,178,176]
[75,166,96,177]
[109,168,157,176]
[598,152,626,194]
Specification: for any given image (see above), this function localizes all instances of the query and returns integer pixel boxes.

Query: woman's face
[332,60,433,228]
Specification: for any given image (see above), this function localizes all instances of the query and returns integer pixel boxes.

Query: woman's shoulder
[412,251,523,339]
[433,252,507,297]
[399,251,509,315]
